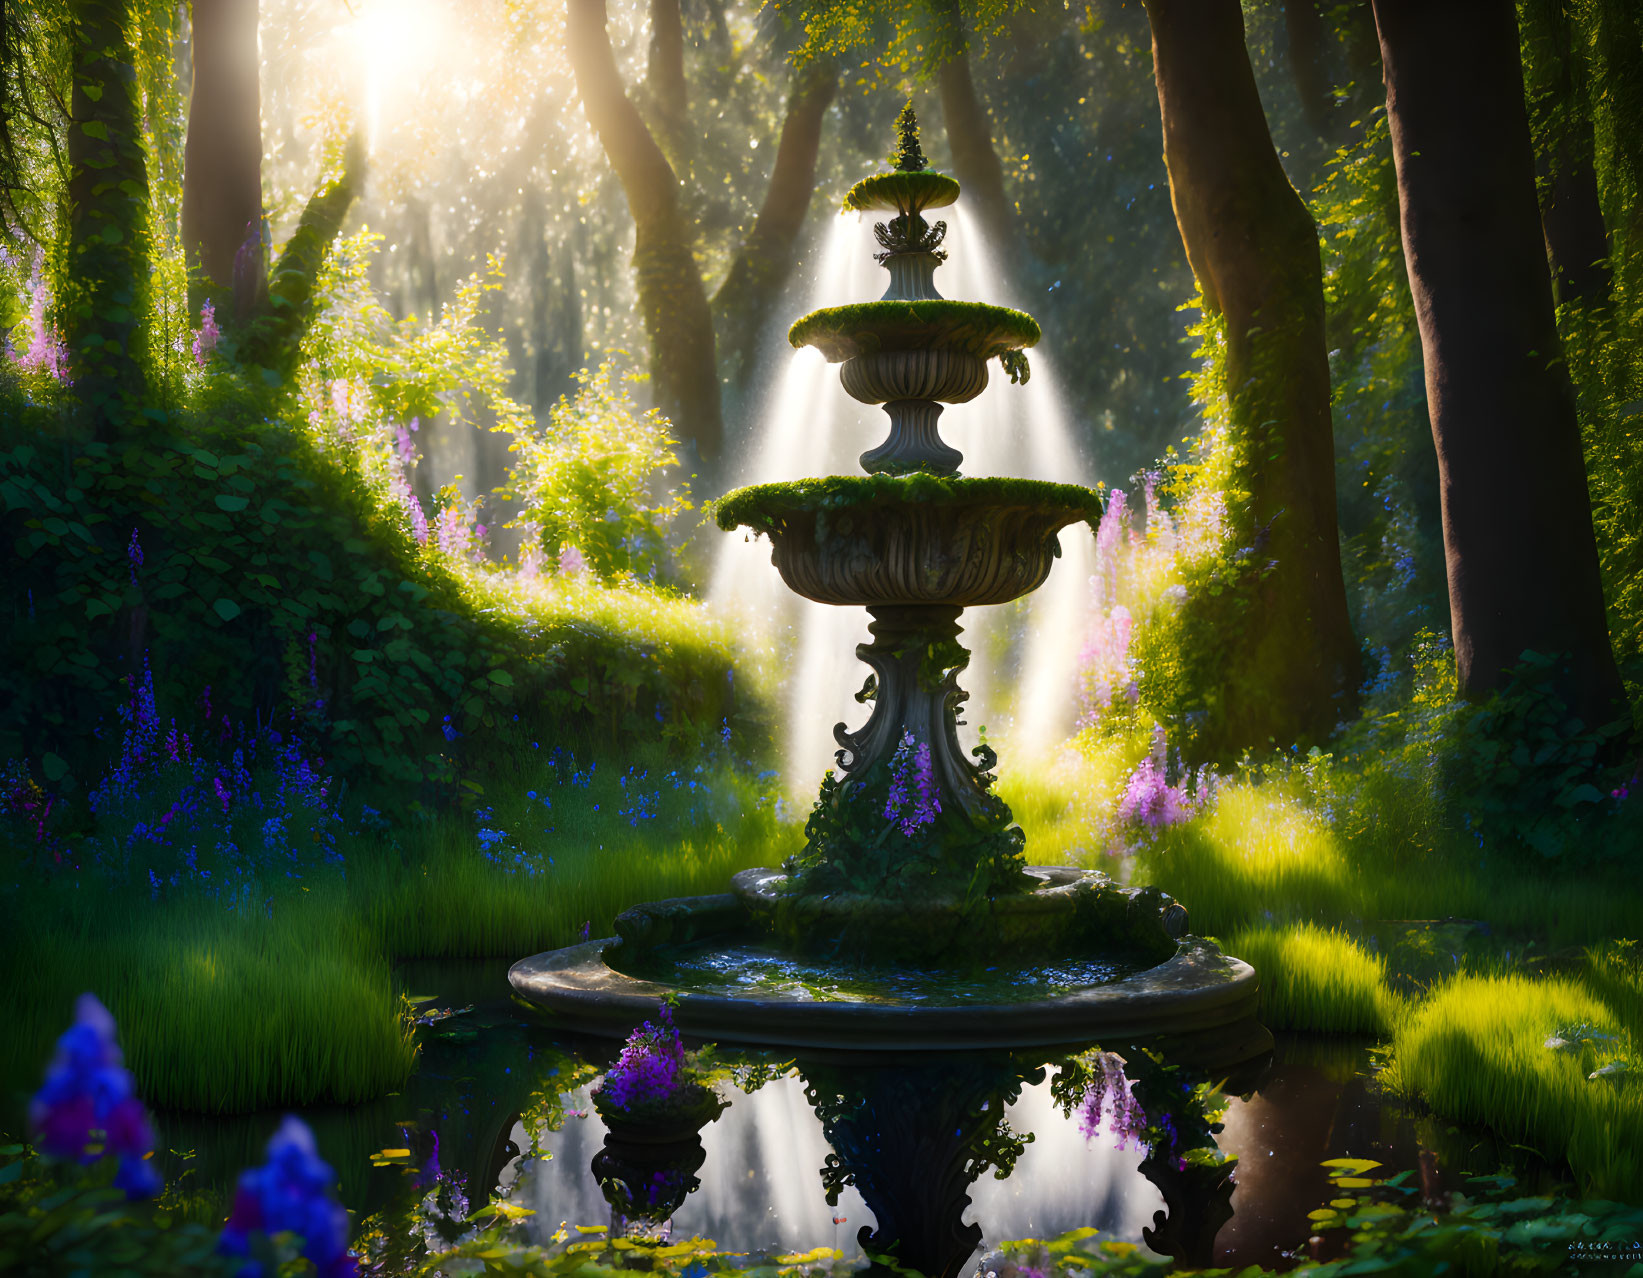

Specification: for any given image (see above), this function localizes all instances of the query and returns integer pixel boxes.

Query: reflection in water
[141,965,1562,1274]
[801,1057,1044,1278]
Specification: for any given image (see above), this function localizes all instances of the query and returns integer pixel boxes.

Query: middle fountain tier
[511,106,1264,1060]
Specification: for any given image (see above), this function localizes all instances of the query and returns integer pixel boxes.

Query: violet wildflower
[219,1116,357,1278]
[518,541,544,581]
[28,993,163,1199]
[1116,725,1203,831]
[1076,1050,1146,1152]
[884,730,940,836]
[193,300,221,366]
[597,1003,688,1113]
[127,527,144,585]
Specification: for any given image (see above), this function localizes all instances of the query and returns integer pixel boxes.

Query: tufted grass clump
[1382,973,1643,1202]
[1224,922,1399,1035]
[2,890,417,1114]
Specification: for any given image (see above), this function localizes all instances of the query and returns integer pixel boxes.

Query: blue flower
[29,993,161,1200]
[219,1116,356,1277]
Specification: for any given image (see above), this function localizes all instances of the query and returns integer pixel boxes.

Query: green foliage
[891,99,926,172]
[505,362,692,584]
[1442,650,1635,858]
[788,752,1024,909]
[0,743,785,1114]
[0,1147,246,1277]
[788,298,1040,363]
[0,890,418,1113]
[995,1168,1643,1276]
[714,473,1101,534]
[0,387,738,788]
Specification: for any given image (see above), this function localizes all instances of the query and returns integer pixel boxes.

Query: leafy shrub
[505,361,692,585]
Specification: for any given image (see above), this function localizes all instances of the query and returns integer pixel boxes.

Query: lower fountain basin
[507,868,1263,1060]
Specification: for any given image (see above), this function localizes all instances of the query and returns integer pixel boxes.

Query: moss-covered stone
[713,473,1103,536]
[842,169,961,215]
[790,299,1040,363]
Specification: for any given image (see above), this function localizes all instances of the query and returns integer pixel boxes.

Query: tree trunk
[712,60,836,399]
[181,0,264,319]
[646,0,687,162]
[64,0,149,438]
[1520,0,1611,306]
[1142,0,1361,756]
[566,0,722,461]
[1284,0,1332,137]
[1372,0,1626,728]
[937,45,1015,265]
[237,137,363,376]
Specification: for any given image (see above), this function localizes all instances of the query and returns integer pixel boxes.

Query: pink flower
[11,252,69,381]
[192,300,220,366]
[558,545,587,577]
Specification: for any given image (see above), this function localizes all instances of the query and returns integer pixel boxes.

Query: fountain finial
[892,100,927,173]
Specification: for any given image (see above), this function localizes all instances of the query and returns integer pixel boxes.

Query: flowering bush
[28,993,162,1200]
[219,1116,358,1278]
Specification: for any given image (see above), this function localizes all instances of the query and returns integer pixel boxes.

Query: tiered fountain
[511,107,1263,1066]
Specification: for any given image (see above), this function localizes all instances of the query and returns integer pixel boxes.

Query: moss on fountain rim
[713,473,1104,535]
[789,300,1041,363]
[842,169,961,215]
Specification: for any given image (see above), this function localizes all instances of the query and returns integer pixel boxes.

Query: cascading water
[710,207,1100,792]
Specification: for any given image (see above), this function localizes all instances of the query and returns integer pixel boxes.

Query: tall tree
[181,0,265,319]
[566,0,723,461]
[712,59,837,396]
[1519,0,1611,306]
[1283,0,1332,138]
[1371,0,1626,728]
[1141,0,1361,756]
[565,0,838,461]
[937,43,1014,263]
[63,0,149,437]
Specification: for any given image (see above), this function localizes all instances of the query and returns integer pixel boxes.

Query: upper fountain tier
[787,104,1038,477]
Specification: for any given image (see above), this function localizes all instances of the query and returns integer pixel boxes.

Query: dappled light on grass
[1383,973,1643,1202]
[1225,922,1397,1036]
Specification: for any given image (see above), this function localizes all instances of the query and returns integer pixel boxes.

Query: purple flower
[599,1004,688,1112]
[127,527,144,585]
[193,300,221,366]
[884,730,941,836]
[1116,725,1208,831]
[219,1116,357,1278]
[29,993,162,1199]
[1077,1051,1146,1151]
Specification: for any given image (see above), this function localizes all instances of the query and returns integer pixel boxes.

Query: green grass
[1382,973,1643,1202]
[2,893,415,1114]
[1130,777,1643,946]
[1223,922,1398,1035]
[1,749,792,1118]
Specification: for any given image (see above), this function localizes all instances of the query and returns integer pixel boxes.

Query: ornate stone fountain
[511,107,1263,1061]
